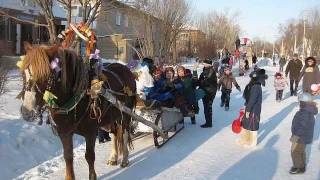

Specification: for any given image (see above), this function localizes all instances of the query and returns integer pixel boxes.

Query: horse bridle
[22,66,56,123]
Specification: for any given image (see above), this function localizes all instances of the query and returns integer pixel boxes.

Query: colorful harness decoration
[58,23,95,57]
[43,90,58,106]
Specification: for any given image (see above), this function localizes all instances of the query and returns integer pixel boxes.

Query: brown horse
[19,42,136,180]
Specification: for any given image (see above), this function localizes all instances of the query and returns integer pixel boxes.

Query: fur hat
[305,57,317,67]
[298,93,314,102]
[203,59,212,66]
[165,67,175,74]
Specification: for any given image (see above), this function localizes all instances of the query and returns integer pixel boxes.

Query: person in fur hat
[237,68,267,147]
[274,72,287,102]
[298,57,320,93]
[218,66,241,111]
[289,93,318,174]
[198,59,218,128]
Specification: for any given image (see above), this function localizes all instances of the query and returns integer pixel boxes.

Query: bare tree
[278,7,320,57]
[0,66,8,96]
[120,0,190,64]
[31,0,59,44]
[195,10,241,59]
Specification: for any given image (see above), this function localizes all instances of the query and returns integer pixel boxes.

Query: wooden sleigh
[101,89,184,148]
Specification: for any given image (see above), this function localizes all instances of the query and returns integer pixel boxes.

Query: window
[0,17,5,40]
[71,6,83,17]
[124,14,128,27]
[116,11,121,26]
[7,18,12,41]
[118,47,124,55]
[21,0,36,7]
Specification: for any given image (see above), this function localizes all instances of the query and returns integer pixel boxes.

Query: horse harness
[23,58,133,135]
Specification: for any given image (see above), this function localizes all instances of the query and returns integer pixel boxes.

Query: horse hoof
[120,161,129,168]
[107,160,117,166]
[89,173,97,180]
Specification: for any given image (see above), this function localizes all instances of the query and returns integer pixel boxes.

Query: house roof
[0,0,66,19]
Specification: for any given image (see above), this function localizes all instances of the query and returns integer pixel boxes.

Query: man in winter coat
[298,57,320,93]
[218,66,241,111]
[290,93,318,174]
[252,54,257,65]
[199,59,218,128]
[279,55,287,72]
[285,54,303,96]
[238,69,268,147]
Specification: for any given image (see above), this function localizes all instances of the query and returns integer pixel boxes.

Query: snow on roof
[0,0,66,19]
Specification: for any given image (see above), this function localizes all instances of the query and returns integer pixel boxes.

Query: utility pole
[281,39,284,56]
[303,20,306,59]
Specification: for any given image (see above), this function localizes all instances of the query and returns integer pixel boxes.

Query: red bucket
[232,118,242,134]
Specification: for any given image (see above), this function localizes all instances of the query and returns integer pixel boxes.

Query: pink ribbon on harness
[90,49,101,60]
[50,57,61,73]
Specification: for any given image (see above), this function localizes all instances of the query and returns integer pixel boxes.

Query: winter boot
[244,131,258,148]
[236,129,250,145]
[191,117,196,124]
[289,167,306,174]
[220,101,224,107]
[225,107,229,111]
[200,123,212,128]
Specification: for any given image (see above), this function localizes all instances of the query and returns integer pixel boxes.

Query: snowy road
[2,65,320,180]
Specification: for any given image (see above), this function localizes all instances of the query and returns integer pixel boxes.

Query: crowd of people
[96,51,320,175]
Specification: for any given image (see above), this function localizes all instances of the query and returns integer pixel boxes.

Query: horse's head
[19,42,59,122]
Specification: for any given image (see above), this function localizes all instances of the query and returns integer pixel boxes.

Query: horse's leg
[60,134,75,180]
[120,129,129,168]
[107,133,118,166]
[85,133,97,180]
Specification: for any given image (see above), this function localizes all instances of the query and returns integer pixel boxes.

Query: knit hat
[153,68,163,76]
[298,93,314,102]
[274,72,282,77]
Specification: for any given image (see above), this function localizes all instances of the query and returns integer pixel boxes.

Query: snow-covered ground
[1,63,320,180]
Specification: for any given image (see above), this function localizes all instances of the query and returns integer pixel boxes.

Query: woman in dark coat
[298,57,320,93]
[238,69,267,147]
[252,54,257,65]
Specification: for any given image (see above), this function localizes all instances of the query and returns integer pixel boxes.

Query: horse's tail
[116,123,124,156]
[127,95,136,150]
[116,95,136,155]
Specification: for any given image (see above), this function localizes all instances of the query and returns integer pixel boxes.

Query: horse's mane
[58,48,88,95]
[23,45,88,95]
[23,46,51,82]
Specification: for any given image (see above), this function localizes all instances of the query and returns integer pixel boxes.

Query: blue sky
[192,0,320,42]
